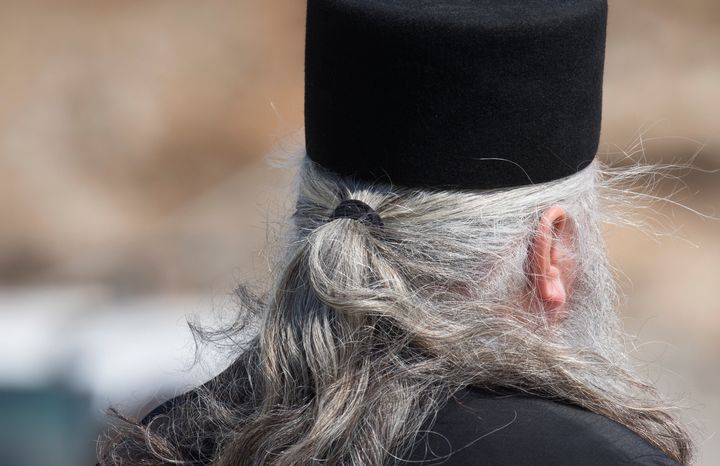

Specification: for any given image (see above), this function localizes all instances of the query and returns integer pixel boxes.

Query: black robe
[125,385,679,465]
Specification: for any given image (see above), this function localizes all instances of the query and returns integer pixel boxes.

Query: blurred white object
[0,285,226,413]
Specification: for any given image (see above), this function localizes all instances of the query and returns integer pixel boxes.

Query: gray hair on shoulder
[98,153,693,465]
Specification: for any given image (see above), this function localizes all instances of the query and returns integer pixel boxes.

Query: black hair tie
[330,199,384,227]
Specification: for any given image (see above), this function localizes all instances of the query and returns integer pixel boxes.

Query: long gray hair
[99,155,693,465]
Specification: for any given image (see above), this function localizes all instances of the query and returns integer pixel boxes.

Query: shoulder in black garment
[399,386,679,466]
[129,386,678,466]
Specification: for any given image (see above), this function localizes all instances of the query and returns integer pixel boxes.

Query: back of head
[98,157,691,465]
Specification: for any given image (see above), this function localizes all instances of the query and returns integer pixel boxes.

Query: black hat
[304,0,608,190]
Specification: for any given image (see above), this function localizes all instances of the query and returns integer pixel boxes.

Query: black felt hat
[304,0,608,190]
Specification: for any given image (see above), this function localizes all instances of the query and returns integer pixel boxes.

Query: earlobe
[528,206,574,322]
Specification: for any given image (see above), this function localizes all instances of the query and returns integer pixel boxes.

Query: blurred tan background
[0,0,718,464]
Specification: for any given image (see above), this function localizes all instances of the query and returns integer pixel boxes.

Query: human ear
[527,206,576,322]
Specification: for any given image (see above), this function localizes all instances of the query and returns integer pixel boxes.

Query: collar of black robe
[304,0,608,190]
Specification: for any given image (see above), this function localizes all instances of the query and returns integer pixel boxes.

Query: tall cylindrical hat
[304,0,608,190]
